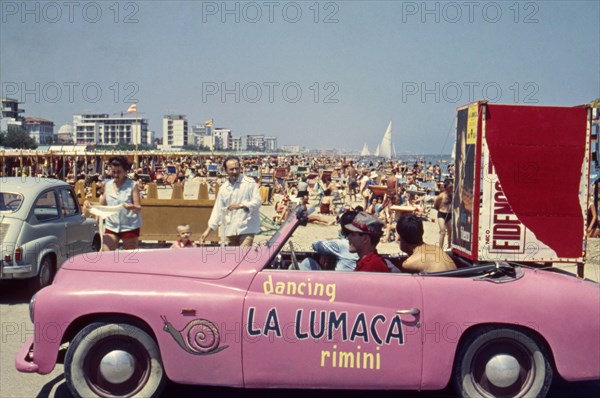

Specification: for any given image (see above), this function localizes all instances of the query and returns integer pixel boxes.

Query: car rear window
[59,189,79,217]
[0,192,24,213]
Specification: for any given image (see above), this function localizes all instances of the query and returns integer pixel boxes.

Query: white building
[190,123,215,150]
[265,136,277,151]
[231,136,248,152]
[214,128,232,150]
[73,114,149,146]
[280,145,305,153]
[1,97,25,132]
[146,130,156,146]
[163,115,188,147]
[246,134,266,151]
[24,117,54,144]
[230,134,277,152]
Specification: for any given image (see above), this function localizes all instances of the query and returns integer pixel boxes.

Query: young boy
[171,224,197,249]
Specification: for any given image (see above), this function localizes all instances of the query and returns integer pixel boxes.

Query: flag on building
[205,119,213,126]
[126,103,138,113]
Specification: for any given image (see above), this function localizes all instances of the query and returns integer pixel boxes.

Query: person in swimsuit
[434,179,453,250]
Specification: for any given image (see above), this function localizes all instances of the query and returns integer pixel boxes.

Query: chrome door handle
[396,308,420,315]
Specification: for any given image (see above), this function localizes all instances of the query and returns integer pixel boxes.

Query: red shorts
[104,228,140,239]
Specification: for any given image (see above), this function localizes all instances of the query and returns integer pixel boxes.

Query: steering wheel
[2,199,21,210]
[270,254,283,269]
[289,241,300,270]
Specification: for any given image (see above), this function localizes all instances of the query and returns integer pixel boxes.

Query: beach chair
[260,174,274,203]
[312,181,325,202]
[137,174,152,183]
[297,166,309,176]
[258,212,280,235]
[320,169,334,180]
[259,186,271,205]
[330,188,344,208]
[207,164,219,179]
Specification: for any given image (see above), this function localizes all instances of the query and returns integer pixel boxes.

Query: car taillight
[15,247,23,262]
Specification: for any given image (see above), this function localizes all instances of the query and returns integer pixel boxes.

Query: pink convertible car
[15,211,600,398]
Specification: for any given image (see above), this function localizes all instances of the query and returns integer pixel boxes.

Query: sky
[1,0,599,154]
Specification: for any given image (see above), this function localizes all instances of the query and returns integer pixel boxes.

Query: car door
[58,187,89,256]
[243,269,423,389]
[26,189,67,267]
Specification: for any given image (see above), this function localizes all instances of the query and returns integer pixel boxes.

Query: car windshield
[0,192,24,212]
[264,205,316,248]
[265,207,299,248]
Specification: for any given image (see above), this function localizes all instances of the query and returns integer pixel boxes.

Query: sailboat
[360,143,370,156]
[378,121,393,160]
[374,144,380,157]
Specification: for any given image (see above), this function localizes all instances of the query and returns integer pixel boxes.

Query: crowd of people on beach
[3,151,454,241]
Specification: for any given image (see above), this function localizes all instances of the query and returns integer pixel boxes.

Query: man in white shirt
[200,156,262,247]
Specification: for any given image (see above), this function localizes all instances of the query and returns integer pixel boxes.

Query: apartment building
[24,116,54,144]
[163,115,188,147]
[73,114,149,146]
[1,97,25,132]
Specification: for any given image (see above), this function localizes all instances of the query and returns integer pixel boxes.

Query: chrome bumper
[15,336,39,373]
[1,263,33,277]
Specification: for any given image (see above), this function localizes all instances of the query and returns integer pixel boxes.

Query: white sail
[374,144,380,157]
[360,143,370,156]
[451,139,456,161]
[379,121,393,159]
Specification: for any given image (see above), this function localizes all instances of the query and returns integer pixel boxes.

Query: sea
[354,154,454,169]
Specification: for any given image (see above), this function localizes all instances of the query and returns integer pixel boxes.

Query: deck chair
[312,181,325,202]
[332,191,345,207]
[258,212,280,235]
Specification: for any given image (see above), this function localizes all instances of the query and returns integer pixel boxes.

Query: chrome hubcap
[485,354,520,387]
[99,350,136,384]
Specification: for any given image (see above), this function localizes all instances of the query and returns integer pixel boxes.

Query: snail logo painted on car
[161,315,229,355]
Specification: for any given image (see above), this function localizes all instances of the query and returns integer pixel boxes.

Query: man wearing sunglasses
[344,211,390,273]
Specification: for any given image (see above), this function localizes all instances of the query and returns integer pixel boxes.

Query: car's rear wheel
[453,327,553,398]
[29,255,54,292]
[65,322,166,398]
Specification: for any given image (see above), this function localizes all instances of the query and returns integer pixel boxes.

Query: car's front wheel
[453,326,553,398]
[65,322,166,398]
